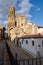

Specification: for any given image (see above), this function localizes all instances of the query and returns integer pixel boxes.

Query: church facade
[8,6,43,41]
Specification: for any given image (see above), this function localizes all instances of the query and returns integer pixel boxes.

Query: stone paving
[0,40,11,65]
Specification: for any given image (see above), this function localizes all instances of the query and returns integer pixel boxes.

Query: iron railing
[17,57,43,65]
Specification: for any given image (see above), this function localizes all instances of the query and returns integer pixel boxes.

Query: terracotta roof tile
[18,33,43,39]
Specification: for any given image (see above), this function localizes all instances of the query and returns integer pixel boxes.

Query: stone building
[16,15,26,32]
[18,34,43,57]
[26,22,32,34]
[0,26,5,39]
[38,26,43,34]
[8,6,42,41]
[8,6,15,37]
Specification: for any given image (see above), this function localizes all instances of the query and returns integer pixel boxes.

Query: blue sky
[0,0,43,28]
[30,0,43,26]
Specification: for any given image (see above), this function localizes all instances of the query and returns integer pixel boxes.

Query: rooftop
[18,33,43,39]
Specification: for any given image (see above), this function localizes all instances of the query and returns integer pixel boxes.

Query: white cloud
[0,0,17,18]
[16,0,33,21]
[0,0,33,23]
[0,20,8,29]
[4,21,7,24]
[37,8,40,11]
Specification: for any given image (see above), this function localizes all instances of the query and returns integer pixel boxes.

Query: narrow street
[0,40,11,65]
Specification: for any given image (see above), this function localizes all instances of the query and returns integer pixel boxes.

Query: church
[8,6,43,41]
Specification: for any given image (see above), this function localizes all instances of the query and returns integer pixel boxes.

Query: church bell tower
[8,6,15,37]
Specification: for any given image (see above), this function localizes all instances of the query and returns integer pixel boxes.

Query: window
[22,39,24,44]
[20,42,21,47]
[15,22,16,26]
[42,41,43,46]
[26,40,28,44]
[32,41,34,46]
[10,11,13,14]
[21,23,23,26]
[38,45,40,47]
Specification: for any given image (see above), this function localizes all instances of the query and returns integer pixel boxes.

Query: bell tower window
[10,11,13,14]
[21,23,23,26]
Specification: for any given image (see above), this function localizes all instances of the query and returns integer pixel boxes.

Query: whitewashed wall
[19,38,43,57]
[38,28,43,33]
